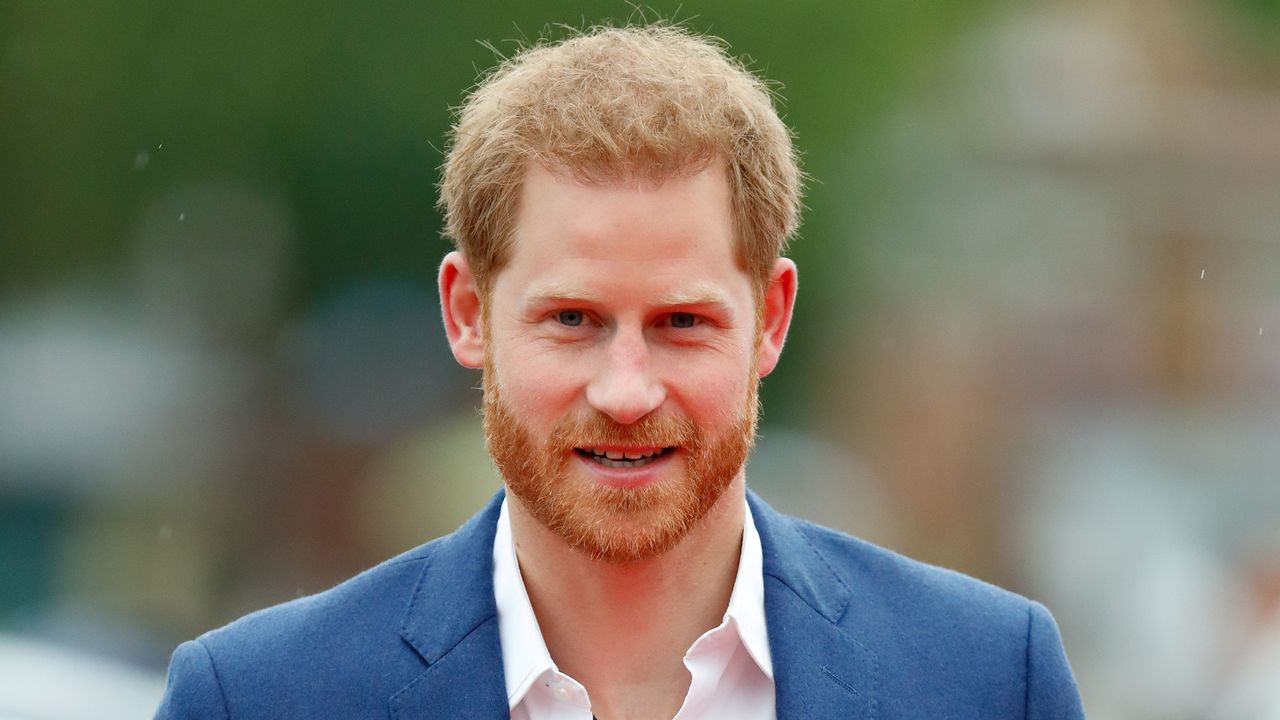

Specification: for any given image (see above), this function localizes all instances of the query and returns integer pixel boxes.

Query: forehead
[496,163,746,304]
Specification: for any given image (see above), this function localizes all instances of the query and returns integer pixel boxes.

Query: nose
[585,326,666,425]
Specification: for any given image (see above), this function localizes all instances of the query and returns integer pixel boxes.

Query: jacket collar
[391,491,508,719]
[749,491,879,718]
[391,489,878,719]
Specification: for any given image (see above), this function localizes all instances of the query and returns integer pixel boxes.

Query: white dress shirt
[493,497,776,720]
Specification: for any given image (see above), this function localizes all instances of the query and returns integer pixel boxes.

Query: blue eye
[557,310,584,327]
[670,312,697,328]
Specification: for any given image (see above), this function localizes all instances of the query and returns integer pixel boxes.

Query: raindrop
[134,151,150,170]
[1199,269,1205,280]
[158,523,173,540]
[178,212,186,221]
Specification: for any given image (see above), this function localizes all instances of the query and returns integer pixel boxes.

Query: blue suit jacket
[156,490,1085,718]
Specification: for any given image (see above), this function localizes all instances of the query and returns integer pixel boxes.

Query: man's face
[481,163,763,563]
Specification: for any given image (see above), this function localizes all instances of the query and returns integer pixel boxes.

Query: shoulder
[794,516,1031,624]
[155,491,508,719]
[766,510,1083,718]
[785,514,1041,670]
[752,493,1034,635]
[155,540,445,719]
[200,540,437,659]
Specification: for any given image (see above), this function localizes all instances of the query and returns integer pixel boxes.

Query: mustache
[547,411,699,450]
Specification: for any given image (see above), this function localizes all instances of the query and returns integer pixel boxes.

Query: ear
[439,251,485,369]
[756,258,798,378]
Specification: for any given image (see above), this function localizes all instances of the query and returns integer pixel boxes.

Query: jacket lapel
[391,491,510,719]
[749,491,879,719]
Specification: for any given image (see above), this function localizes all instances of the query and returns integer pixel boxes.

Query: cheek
[663,355,754,423]
[490,344,585,416]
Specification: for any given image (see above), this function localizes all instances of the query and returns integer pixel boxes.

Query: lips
[574,446,674,468]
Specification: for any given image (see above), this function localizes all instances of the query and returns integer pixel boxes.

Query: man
[156,25,1085,719]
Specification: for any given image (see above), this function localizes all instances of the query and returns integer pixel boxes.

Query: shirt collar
[492,495,774,709]
[493,498,559,707]
[725,498,774,679]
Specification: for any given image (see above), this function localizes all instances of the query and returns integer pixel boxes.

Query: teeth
[580,447,669,468]
[587,447,663,459]
[599,456,654,468]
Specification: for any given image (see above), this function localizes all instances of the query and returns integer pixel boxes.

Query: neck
[507,475,746,720]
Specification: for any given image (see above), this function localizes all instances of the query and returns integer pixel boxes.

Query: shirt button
[555,683,572,700]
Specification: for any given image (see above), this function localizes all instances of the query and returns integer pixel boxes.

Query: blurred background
[2,1,1278,717]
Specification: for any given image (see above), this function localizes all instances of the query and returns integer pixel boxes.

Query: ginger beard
[483,361,759,564]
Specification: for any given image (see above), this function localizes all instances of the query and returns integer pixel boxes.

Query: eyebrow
[657,287,734,308]
[525,283,734,310]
